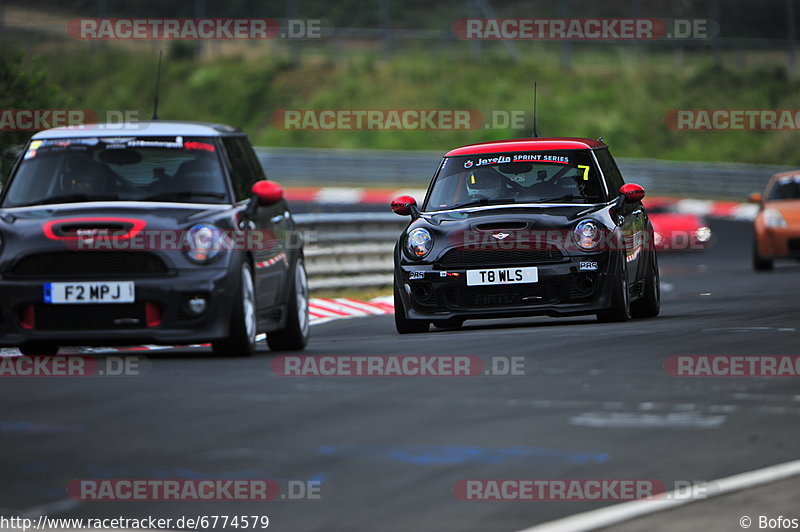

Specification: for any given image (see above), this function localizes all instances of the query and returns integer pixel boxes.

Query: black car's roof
[31,121,244,139]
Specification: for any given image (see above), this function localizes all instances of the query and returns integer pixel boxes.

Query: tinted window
[425,150,604,211]
[3,136,228,207]
[222,137,263,201]
[767,175,800,201]
[594,148,625,195]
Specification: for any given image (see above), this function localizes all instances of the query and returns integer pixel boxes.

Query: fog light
[187,296,207,315]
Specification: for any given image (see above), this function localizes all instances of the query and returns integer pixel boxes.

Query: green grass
[25,43,800,165]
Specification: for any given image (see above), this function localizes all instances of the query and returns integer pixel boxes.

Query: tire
[596,256,631,323]
[267,259,310,351]
[19,342,59,356]
[753,240,773,271]
[432,318,464,329]
[212,262,257,357]
[630,250,660,319]
[394,282,429,334]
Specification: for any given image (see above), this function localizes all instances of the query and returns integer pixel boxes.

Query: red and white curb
[0,296,395,356]
[307,296,394,325]
[285,188,759,221]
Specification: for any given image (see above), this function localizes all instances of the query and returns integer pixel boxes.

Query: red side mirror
[620,183,645,204]
[391,195,417,216]
[251,180,284,206]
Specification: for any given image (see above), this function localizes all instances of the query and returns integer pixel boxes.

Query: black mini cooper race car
[390,137,660,333]
[0,121,309,355]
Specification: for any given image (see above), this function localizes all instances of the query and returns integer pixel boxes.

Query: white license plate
[466,267,538,286]
[44,281,135,304]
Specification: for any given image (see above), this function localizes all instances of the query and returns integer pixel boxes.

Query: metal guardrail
[257,147,795,201]
[293,212,406,290]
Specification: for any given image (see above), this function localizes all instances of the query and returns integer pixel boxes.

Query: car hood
[421,203,609,226]
[0,201,231,228]
[0,202,236,271]
[764,199,800,225]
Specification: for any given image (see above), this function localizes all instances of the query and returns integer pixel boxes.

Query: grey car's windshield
[2,136,229,207]
[424,150,606,211]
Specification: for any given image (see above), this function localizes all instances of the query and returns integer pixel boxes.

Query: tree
[0,49,61,179]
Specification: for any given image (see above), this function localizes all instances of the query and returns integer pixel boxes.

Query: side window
[594,148,625,196]
[240,138,267,182]
[222,137,260,201]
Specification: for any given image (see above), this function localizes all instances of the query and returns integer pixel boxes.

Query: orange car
[751,171,800,270]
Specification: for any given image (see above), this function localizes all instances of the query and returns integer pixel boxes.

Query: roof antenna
[532,82,539,138]
[151,50,163,120]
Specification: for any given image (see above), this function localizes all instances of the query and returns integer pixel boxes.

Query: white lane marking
[702,327,796,333]
[516,458,800,532]
[569,411,726,429]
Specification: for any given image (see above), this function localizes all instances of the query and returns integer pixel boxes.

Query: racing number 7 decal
[578,165,590,181]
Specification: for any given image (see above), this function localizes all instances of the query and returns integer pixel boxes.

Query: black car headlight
[573,220,603,251]
[405,228,433,259]
[185,223,224,264]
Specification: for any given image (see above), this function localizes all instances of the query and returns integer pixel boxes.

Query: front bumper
[0,268,238,347]
[756,227,800,259]
[395,252,621,321]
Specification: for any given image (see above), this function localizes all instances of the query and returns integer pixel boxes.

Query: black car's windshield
[424,150,606,211]
[768,174,800,201]
[3,136,229,207]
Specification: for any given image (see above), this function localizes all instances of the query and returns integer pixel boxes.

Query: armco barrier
[294,212,406,290]
[256,147,794,200]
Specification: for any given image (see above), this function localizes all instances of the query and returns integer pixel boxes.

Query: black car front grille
[31,303,148,330]
[447,283,561,308]
[10,251,168,277]
[437,248,563,267]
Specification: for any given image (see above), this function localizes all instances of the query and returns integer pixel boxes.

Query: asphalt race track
[2,218,799,532]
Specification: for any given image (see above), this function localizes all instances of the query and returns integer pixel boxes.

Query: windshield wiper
[447,197,517,210]
[17,193,119,207]
[141,191,227,201]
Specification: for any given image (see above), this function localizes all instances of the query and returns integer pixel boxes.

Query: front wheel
[394,282,429,334]
[630,251,660,319]
[267,259,310,351]
[596,257,631,323]
[212,262,257,357]
[752,239,773,271]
